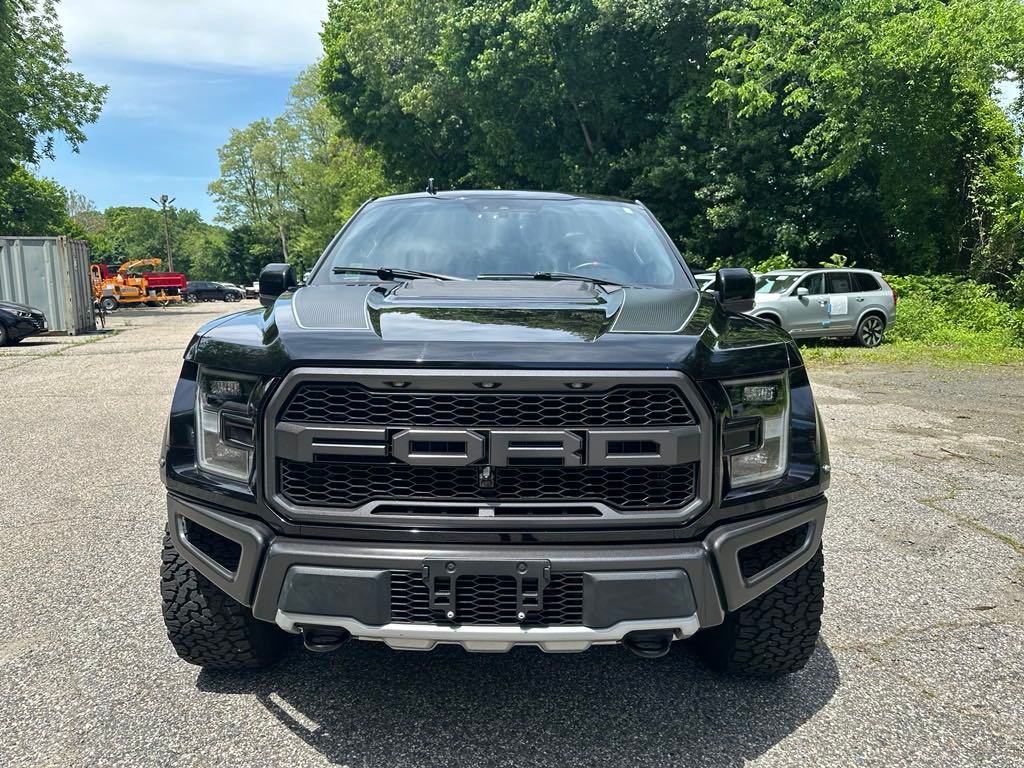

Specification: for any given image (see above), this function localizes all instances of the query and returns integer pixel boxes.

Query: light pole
[150,194,176,272]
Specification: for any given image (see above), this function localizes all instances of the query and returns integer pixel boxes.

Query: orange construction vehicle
[91,259,185,311]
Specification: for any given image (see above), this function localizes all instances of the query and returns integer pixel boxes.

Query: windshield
[313,197,684,288]
[756,274,800,294]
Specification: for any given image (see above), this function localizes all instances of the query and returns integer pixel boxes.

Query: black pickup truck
[160,191,828,677]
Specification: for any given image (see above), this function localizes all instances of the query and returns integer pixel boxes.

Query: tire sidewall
[856,315,885,347]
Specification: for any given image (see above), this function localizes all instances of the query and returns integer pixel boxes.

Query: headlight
[196,368,259,481]
[15,310,31,318]
[723,374,790,487]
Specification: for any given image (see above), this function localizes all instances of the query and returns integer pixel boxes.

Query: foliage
[753,253,796,273]
[819,254,854,270]
[0,0,106,171]
[209,65,391,274]
[318,0,1024,293]
[71,205,232,280]
[711,0,1024,278]
[884,274,1024,348]
[0,165,72,234]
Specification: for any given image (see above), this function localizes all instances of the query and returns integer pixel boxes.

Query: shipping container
[0,236,95,335]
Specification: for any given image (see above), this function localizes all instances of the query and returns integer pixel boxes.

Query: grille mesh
[279,460,698,511]
[389,571,584,625]
[280,383,695,428]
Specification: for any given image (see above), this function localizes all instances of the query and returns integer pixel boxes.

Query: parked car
[185,281,244,303]
[159,189,830,679]
[244,282,259,299]
[750,268,896,347]
[0,299,47,345]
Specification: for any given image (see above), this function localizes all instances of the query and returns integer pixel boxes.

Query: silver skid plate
[276,612,701,653]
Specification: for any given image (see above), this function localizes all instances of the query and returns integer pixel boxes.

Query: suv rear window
[853,273,881,292]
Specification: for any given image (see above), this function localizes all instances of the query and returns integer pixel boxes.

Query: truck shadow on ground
[198,639,839,767]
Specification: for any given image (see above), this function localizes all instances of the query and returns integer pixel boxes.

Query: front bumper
[167,493,826,653]
[7,315,46,341]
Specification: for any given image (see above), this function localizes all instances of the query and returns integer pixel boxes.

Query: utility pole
[150,194,176,272]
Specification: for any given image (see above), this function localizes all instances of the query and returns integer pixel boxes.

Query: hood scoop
[366,278,624,342]
[376,278,610,306]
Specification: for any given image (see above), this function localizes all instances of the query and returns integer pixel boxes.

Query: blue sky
[39,0,327,223]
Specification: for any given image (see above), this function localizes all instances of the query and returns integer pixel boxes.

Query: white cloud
[59,0,327,72]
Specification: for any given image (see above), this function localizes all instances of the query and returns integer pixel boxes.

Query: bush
[884,275,1024,348]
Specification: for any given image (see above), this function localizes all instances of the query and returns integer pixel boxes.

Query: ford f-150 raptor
[160,190,829,677]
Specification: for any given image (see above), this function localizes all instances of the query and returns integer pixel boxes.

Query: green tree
[80,206,231,279]
[0,0,106,170]
[209,65,391,274]
[0,165,71,234]
[710,0,1024,276]
[317,0,1024,286]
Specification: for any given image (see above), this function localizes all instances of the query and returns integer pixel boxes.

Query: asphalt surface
[1,304,1022,767]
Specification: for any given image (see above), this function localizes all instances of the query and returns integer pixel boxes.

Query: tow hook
[623,630,674,659]
[301,626,351,653]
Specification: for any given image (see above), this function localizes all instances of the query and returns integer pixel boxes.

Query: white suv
[749,269,897,347]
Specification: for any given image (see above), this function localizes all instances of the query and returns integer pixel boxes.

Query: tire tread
[696,543,824,678]
[160,530,287,670]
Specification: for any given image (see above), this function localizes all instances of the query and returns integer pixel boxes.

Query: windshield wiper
[331,266,465,281]
[478,272,627,287]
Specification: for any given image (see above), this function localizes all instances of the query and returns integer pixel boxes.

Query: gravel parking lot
[1,304,1023,767]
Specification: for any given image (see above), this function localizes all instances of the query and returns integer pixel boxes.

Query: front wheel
[100,297,119,312]
[855,315,885,348]
[160,530,289,670]
[0,325,9,346]
[693,544,824,678]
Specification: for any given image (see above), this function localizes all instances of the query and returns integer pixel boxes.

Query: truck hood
[186,279,798,380]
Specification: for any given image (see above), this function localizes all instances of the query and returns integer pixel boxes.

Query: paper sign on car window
[828,296,848,316]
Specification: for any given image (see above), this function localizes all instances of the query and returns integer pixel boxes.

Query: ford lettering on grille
[274,424,701,467]
[265,371,711,520]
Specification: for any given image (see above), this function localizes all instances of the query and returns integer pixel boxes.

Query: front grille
[390,571,584,625]
[280,383,695,428]
[278,459,698,511]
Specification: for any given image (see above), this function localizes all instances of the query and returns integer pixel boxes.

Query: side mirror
[716,268,755,313]
[259,263,297,307]
[796,287,809,297]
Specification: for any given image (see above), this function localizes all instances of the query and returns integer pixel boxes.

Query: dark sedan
[0,300,47,345]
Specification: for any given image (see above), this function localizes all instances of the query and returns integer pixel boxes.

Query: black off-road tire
[694,544,824,678]
[160,530,289,670]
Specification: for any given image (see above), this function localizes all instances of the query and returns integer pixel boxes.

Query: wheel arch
[855,308,887,330]
[751,310,783,326]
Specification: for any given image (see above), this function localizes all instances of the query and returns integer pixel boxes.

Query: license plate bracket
[422,559,551,623]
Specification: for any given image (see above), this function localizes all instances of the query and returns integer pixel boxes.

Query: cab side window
[826,272,853,294]
[796,273,824,295]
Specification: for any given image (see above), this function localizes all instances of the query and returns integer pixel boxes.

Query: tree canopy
[318,0,1024,295]
[0,0,106,170]
[0,0,107,237]
[209,65,391,274]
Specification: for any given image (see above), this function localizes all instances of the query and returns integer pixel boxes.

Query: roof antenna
[425,177,436,195]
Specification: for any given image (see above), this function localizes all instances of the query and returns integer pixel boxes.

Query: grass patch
[801,340,1024,367]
